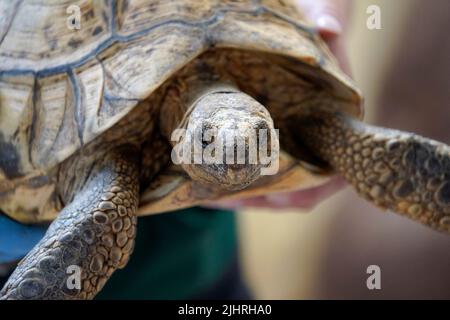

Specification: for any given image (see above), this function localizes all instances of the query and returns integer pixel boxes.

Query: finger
[206,177,347,211]
[264,176,347,209]
[296,0,352,39]
[327,37,352,76]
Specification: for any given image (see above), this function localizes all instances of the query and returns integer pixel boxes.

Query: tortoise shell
[0,0,361,223]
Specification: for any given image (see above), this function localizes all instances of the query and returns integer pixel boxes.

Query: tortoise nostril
[254,120,269,131]
[201,121,213,132]
[200,122,216,148]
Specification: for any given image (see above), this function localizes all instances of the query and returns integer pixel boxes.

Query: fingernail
[266,194,292,207]
[316,14,342,36]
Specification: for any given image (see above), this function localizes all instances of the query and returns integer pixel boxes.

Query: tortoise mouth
[190,163,266,191]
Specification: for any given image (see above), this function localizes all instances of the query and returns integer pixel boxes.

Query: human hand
[209,0,352,210]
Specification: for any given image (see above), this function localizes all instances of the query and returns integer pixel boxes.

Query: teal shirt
[97,207,237,299]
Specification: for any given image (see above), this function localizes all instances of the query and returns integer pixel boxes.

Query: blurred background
[238,0,450,299]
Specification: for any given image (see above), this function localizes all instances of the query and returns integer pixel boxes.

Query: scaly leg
[0,147,139,299]
[297,111,450,232]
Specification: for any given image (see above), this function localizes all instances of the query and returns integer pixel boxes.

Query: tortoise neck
[160,73,239,139]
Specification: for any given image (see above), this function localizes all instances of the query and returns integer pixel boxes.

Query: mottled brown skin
[0,0,449,300]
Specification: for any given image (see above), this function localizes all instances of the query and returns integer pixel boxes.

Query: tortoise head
[170,85,279,190]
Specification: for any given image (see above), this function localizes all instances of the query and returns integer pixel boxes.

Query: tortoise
[0,0,449,300]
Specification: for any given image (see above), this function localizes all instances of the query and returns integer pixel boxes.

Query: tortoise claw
[0,148,139,300]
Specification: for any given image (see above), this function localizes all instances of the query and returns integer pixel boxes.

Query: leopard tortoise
[0,0,449,299]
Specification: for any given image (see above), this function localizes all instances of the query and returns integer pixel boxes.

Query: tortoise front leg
[0,147,139,300]
[296,111,450,233]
